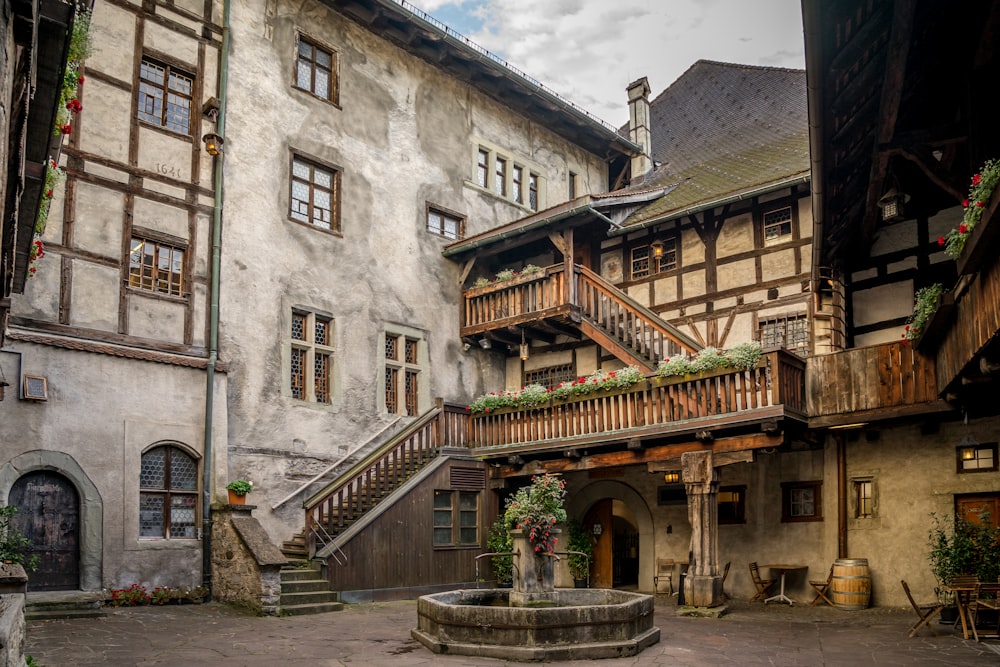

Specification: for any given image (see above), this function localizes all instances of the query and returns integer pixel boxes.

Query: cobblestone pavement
[24,596,1000,666]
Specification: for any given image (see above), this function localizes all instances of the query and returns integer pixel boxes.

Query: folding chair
[901,580,943,637]
[810,565,834,607]
[654,558,675,595]
[749,562,775,602]
[971,582,1000,639]
[720,561,731,600]
[949,575,980,640]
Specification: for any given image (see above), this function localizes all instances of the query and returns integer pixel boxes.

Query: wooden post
[682,450,724,607]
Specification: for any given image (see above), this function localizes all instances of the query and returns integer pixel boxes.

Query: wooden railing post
[434,397,444,446]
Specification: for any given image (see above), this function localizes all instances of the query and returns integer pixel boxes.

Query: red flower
[977,200,985,208]
[973,173,982,186]
[484,408,490,414]
[46,189,52,198]
[963,198,969,209]
[905,325,910,331]
[78,75,85,85]
[938,237,946,247]
[901,340,909,346]
[60,124,72,135]
[959,224,968,235]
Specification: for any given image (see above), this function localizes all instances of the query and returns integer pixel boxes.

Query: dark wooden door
[956,493,1000,529]
[10,471,80,591]
[584,499,613,588]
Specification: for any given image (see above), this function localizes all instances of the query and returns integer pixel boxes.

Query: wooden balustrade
[463,265,568,334]
[468,351,803,450]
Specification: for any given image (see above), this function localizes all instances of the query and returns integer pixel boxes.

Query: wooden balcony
[467,350,806,458]
[806,341,952,428]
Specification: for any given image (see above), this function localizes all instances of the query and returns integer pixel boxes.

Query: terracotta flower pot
[227,489,246,505]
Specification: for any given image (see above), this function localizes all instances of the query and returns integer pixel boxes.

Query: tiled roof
[7,329,224,371]
[614,61,809,226]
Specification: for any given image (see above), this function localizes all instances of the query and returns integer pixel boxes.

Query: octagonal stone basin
[411,588,660,661]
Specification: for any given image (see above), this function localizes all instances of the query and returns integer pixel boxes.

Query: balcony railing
[468,350,805,453]
[463,265,570,335]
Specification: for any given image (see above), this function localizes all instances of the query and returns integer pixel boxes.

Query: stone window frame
[426,203,465,240]
[289,308,335,404]
[139,443,200,540]
[781,480,823,522]
[718,484,747,524]
[379,324,428,416]
[568,170,578,199]
[126,229,188,300]
[956,442,999,473]
[293,32,340,106]
[288,151,342,234]
[468,141,544,212]
[851,476,877,519]
[137,55,194,136]
[432,489,480,548]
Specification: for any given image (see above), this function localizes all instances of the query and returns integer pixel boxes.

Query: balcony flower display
[656,341,763,378]
[901,283,945,343]
[940,158,1000,260]
[503,473,567,555]
[471,263,543,288]
[550,366,642,400]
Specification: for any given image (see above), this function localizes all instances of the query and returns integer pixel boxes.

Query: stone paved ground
[24,595,1000,666]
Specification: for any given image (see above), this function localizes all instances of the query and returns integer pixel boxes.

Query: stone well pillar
[509,528,560,606]
[682,450,724,607]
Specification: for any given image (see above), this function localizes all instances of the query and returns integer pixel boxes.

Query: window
[433,489,479,546]
[476,148,489,188]
[140,445,198,539]
[384,329,424,416]
[290,154,340,231]
[957,443,998,473]
[137,58,193,134]
[528,173,538,210]
[295,36,337,103]
[290,310,334,403]
[427,206,464,240]
[569,171,577,199]
[854,479,874,518]
[759,314,809,356]
[495,156,507,197]
[512,165,523,204]
[523,363,575,389]
[718,485,746,524]
[629,239,677,279]
[128,236,185,297]
[781,481,822,522]
[763,206,793,243]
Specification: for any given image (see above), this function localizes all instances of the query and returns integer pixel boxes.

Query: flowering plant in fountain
[939,158,1000,259]
[503,474,567,555]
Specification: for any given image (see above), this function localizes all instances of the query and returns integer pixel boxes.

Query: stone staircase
[279,534,343,616]
[25,590,106,621]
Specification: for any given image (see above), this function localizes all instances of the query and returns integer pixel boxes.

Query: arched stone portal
[568,480,654,593]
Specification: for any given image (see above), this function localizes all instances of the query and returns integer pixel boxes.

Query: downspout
[836,433,847,558]
[202,0,231,596]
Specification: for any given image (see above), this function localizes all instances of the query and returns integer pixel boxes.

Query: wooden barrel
[830,558,871,610]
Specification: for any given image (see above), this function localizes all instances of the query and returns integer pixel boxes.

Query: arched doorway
[572,480,654,592]
[9,471,80,591]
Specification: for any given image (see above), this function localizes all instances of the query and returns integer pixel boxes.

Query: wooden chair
[749,562,775,602]
[810,565,834,607]
[948,575,980,641]
[654,558,675,595]
[971,581,1000,639]
[901,580,943,637]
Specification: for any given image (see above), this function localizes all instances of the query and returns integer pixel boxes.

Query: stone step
[25,606,106,621]
[281,578,329,594]
[280,589,340,607]
[279,600,344,616]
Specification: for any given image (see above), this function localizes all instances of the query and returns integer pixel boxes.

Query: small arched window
[140,445,198,539]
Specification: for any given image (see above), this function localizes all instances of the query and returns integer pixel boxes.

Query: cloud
[407,0,805,125]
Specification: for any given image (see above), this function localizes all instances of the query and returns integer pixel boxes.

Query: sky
[404,0,806,127]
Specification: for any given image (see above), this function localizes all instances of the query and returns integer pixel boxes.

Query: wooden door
[10,471,80,591]
[956,493,1000,529]
[584,499,613,588]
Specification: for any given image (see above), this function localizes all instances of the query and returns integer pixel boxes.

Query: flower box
[912,292,955,351]
[956,188,1000,276]
[465,269,548,297]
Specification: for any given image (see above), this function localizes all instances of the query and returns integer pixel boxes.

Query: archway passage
[10,471,80,591]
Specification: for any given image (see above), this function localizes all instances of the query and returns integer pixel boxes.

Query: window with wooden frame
[426,205,464,240]
[137,57,193,135]
[384,330,424,416]
[128,236,186,297]
[569,171,578,199]
[759,313,809,356]
[718,485,746,524]
[957,442,999,473]
[512,165,524,204]
[528,172,539,210]
[523,363,575,389]
[476,147,489,188]
[781,481,822,522]
[763,206,793,244]
[853,478,875,518]
[289,154,340,232]
[433,489,480,547]
[139,444,198,539]
[495,156,508,197]
[629,238,677,279]
[294,35,338,104]
[290,309,334,403]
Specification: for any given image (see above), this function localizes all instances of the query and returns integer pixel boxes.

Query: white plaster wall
[717,213,753,258]
[717,258,756,292]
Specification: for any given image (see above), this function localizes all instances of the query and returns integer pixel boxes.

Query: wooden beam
[494,432,782,478]
[459,258,476,286]
[548,231,568,256]
[648,449,754,472]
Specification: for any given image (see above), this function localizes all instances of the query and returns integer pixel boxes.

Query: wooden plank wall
[936,257,1000,393]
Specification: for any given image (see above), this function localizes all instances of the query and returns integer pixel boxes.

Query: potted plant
[927,513,1000,621]
[565,519,593,587]
[486,517,513,587]
[225,480,253,505]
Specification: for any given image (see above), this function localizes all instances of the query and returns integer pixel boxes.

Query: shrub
[0,505,39,571]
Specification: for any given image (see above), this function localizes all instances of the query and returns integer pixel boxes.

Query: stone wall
[211,505,286,616]
[0,564,28,667]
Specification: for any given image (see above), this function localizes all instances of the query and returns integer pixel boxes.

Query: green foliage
[549,366,643,400]
[504,474,567,555]
[941,158,1000,259]
[565,519,593,580]
[486,518,513,584]
[471,264,544,289]
[927,513,1000,584]
[0,505,39,571]
[26,656,41,667]
[226,479,253,495]
[689,347,730,373]
[903,284,945,342]
[727,341,764,371]
[657,341,764,378]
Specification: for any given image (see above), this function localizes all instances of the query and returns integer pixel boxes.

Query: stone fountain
[411,529,660,661]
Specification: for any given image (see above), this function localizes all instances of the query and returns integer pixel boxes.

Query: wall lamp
[520,330,529,361]
[663,471,680,484]
[202,133,225,156]
[479,338,492,350]
[650,239,665,258]
[592,522,603,537]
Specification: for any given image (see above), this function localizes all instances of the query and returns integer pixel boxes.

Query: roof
[610,60,810,229]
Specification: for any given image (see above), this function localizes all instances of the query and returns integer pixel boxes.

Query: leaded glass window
[290,310,334,403]
[295,36,337,103]
[137,58,193,134]
[290,155,339,232]
[140,445,198,539]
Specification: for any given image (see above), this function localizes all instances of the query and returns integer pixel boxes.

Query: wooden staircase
[278,533,343,616]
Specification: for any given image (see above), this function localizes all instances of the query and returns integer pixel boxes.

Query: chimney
[627,76,652,181]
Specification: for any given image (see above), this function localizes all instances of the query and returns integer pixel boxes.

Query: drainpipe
[202,0,231,597]
[836,433,847,558]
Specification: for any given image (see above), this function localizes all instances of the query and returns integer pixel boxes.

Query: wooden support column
[682,450,724,607]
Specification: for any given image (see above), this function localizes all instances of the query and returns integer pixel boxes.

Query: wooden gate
[10,471,80,591]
